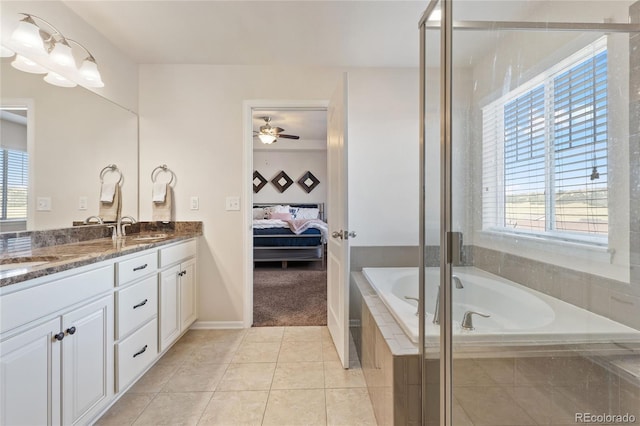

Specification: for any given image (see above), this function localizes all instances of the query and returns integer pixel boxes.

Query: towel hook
[100,164,123,184]
[151,164,175,186]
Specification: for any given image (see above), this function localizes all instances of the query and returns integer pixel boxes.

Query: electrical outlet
[78,196,88,210]
[225,196,240,211]
[190,196,199,210]
[36,197,51,211]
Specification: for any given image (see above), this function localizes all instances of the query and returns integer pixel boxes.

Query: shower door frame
[417,2,640,424]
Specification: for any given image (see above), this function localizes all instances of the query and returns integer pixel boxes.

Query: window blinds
[0,148,29,220]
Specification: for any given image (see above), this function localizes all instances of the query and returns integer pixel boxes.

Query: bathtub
[362,267,640,345]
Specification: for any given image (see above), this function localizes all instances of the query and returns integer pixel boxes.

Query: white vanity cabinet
[0,265,114,426]
[114,251,159,392]
[158,240,197,352]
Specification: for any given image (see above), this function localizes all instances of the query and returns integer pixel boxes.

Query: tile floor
[95,326,378,425]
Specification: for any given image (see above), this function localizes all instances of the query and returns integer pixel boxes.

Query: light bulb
[44,71,77,87]
[258,134,277,144]
[78,59,104,87]
[11,54,47,74]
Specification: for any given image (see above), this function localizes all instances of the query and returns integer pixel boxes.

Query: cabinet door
[61,295,114,426]
[179,258,197,331]
[0,318,61,426]
[159,265,181,352]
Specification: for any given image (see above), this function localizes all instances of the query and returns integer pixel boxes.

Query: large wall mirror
[0,60,138,233]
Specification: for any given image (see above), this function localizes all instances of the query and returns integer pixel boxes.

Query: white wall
[139,65,419,323]
[253,149,327,206]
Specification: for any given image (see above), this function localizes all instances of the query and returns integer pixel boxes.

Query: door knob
[347,231,357,238]
[332,231,343,239]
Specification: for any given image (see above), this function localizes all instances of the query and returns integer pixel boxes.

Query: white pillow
[295,207,320,220]
[253,208,266,219]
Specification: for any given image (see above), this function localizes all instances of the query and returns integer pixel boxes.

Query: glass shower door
[422,1,640,424]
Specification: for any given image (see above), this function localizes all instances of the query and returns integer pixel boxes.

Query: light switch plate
[225,196,240,211]
[190,196,199,210]
[37,197,51,211]
[78,196,88,210]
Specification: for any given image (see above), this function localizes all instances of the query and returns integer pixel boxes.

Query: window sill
[479,229,611,255]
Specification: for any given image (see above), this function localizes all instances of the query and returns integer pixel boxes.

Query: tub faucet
[452,275,464,289]
[461,311,490,331]
[404,296,420,316]
[84,215,103,224]
[432,279,464,325]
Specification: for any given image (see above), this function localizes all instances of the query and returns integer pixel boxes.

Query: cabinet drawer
[159,240,196,267]
[116,251,158,286]
[116,275,158,339]
[116,318,157,392]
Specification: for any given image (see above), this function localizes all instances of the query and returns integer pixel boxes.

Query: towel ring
[100,164,123,184]
[151,164,175,186]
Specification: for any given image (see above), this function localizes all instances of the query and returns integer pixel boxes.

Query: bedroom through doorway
[250,107,329,327]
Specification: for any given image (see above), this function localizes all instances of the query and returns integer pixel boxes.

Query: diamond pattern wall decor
[253,171,268,193]
[271,171,294,193]
[297,171,320,193]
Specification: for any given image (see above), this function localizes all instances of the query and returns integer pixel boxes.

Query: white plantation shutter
[482,37,608,242]
[0,148,29,220]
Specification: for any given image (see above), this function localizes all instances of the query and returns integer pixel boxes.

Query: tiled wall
[630,1,640,298]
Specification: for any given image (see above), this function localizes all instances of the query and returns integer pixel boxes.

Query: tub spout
[452,275,464,289]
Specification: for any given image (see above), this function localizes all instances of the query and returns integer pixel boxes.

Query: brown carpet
[253,268,327,327]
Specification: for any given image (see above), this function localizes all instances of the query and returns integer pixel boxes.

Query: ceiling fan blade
[278,134,300,140]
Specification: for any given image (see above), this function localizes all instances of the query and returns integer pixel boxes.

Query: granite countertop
[0,222,202,288]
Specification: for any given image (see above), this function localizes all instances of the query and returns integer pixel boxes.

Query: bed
[253,203,327,268]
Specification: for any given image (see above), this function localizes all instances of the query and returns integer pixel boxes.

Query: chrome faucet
[461,311,490,331]
[119,216,137,236]
[452,275,464,289]
[404,296,420,316]
[84,215,103,224]
[432,277,464,325]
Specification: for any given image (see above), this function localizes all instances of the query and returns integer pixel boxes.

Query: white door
[0,318,61,426]
[159,265,181,351]
[62,295,113,425]
[179,259,197,331]
[327,73,351,368]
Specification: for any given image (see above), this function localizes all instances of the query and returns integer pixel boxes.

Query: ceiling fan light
[11,54,47,74]
[44,71,77,87]
[258,133,277,144]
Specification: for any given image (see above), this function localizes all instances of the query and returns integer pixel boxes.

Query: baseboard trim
[190,321,245,329]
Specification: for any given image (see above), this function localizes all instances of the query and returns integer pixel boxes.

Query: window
[0,148,29,221]
[482,38,608,243]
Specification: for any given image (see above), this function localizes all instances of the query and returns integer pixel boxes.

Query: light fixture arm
[18,13,69,45]
[67,38,97,62]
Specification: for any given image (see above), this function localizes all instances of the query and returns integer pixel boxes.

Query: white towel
[100,182,116,202]
[99,183,121,222]
[152,183,167,203]
[152,185,173,222]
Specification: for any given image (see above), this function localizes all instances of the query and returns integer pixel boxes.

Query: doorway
[242,101,329,329]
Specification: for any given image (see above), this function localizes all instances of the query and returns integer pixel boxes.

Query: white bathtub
[362,267,640,345]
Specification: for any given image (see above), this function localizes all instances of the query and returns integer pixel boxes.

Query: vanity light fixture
[2,13,104,88]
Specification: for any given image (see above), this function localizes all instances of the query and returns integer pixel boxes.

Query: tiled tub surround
[0,222,203,287]
[351,270,640,426]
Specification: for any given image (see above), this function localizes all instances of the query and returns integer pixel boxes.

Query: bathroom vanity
[0,224,201,425]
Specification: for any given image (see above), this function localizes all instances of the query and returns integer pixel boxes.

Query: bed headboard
[253,202,325,221]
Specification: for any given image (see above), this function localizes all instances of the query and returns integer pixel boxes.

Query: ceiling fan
[254,116,300,144]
